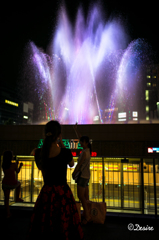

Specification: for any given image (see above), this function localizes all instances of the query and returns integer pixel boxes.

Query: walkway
[0,205,158,240]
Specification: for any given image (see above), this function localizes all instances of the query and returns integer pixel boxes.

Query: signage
[105,164,119,170]
[123,165,138,171]
[118,112,126,118]
[132,111,138,117]
[71,151,97,157]
[148,147,159,153]
[37,139,86,150]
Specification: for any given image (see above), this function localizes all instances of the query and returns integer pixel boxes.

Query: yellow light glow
[5,99,18,107]
[145,90,149,101]
[147,75,151,78]
[146,106,149,112]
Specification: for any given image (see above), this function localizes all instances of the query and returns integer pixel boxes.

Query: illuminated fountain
[23,4,152,124]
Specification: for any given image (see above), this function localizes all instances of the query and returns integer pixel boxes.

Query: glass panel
[89,158,103,203]
[0,157,4,202]
[123,162,140,210]
[104,158,121,208]
[123,163,129,208]
[67,157,78,201]
[143,159,155,215]
[1,155,157,216]
[33,161,44,202]
[17,158,33,202]
[155,159,159,215]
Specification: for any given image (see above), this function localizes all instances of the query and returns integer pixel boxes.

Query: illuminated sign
[71,151,97,157]
[5,99,18,107]
[77,142,83,149]
[132,111,138,117]
[62,139,70,149]
[72,152,77,156]
[148,147,159,153]
[37,139,92,151]
[93,116,99,121]
[118,112,126,118]
[123,165,137,171]
[105,164,119,171]
[118,118,126,121]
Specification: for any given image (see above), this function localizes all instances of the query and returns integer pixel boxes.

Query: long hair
[40,120,61,170]
[2,151,13,171]
[80,136,92,154]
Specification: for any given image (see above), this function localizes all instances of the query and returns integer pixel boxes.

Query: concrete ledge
[0,124,159,141]
[0,205,158,221]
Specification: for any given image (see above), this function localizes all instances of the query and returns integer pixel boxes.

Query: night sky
[0,0,159,88]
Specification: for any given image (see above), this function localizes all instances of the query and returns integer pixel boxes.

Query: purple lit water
[23,4,152,124]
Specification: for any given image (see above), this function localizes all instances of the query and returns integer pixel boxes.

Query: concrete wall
[0,124,159,156]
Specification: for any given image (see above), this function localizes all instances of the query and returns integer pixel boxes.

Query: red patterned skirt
[25,183,85,240]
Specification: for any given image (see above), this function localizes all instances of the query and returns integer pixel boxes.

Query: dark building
[0,82,35,125]
[145,64,159,120]
[0,83,23,125]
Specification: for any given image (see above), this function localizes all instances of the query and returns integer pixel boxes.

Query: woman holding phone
[72,123,92,225]
[26,120,85,240]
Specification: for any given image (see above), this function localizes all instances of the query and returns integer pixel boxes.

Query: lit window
[147,82,151,86]
[23,116,28,119]
[94,116,99,121]
[145,90,149,100]
[147,75,151,78]
[118,112,126,118]
[146,106,149,112]
[153,84,156,87]
[132,111,138,117]
[5,99,18,107]
[153,76,156,78]
[146,116,149,120]
[118,118,126,121]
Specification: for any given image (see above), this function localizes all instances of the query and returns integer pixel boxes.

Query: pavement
[0,205,158,240]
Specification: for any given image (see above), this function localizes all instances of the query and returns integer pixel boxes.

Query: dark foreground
[0,206,158,240]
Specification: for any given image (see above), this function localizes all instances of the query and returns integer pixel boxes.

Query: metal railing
[0,156,159,217]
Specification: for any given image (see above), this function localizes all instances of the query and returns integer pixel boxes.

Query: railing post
[14,156,18,202]
[30,160,34,203]
[102,157,105,202]
[140,158,144,215]
[121,161,123,209]
[0,156,2,182]
[153,158,157,218]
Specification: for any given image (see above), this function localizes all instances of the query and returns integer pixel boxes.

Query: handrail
[0,156,158,217]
